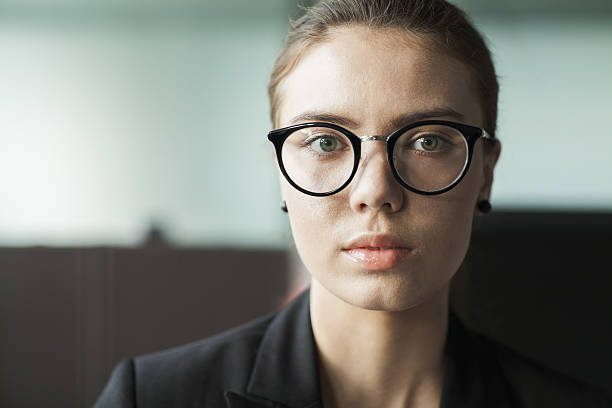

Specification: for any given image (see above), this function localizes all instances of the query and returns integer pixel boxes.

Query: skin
[275,26,500,408]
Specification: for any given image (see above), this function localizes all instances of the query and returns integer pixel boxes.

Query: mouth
[350,246,399,250]
[341,235,413,271]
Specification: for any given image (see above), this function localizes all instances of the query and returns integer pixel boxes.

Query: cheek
[415,149,484,268]
[281,185,350,294]
[281,180,342,264]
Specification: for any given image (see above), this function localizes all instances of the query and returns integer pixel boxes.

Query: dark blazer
[94,289,611,407]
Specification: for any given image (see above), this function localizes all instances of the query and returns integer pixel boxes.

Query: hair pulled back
[268,0,499,137]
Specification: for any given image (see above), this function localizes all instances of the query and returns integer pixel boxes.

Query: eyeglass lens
[280,124,469,194]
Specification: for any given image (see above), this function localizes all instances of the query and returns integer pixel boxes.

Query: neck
[310,279,449,408]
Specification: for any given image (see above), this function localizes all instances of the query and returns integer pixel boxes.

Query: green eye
[414,135,439,151]
[301,132,348,156]
[318,137,338,152]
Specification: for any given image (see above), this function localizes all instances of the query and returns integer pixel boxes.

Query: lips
[342,234,412,271]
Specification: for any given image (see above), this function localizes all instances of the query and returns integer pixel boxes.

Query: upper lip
[342,233,411,250]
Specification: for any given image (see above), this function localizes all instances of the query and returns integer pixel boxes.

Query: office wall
[0,1,610,248]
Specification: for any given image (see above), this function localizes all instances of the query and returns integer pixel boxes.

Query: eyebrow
[288,111,360,128]
[287,107,466,130]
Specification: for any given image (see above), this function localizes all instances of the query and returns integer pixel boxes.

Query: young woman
[94,1,611,407]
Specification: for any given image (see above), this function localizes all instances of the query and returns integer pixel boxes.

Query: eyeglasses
[267,120,494,197]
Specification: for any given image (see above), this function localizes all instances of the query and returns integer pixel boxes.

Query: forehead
[277,26,483,131]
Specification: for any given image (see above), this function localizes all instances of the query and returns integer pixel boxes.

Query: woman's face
[276,26,499,311]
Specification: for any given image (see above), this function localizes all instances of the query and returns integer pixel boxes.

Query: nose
[348,141,404,213]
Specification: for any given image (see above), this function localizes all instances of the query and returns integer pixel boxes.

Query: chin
[318,268,451,313]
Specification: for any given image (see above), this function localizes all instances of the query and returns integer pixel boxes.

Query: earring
[477,199,492,214]
[280,200,288,213]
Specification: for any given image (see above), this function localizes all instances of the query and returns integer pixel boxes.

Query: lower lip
[342,248,411,271]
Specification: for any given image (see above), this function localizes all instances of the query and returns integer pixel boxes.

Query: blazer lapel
[224,391,276,408]
[440,313,516,408]
[225,289,322,408]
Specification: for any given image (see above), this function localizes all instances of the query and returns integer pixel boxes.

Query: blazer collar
[227,289,321,408]
[440,313,515,408]
[226,288,514,408]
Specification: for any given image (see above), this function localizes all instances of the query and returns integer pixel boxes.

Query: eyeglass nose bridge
[360,135,389,142]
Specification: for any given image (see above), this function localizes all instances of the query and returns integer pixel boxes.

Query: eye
[411,134,445,151]
[305,135,347,154]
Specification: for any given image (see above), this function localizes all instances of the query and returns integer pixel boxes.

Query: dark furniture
[1,210,610,407]
[0,248,288,408]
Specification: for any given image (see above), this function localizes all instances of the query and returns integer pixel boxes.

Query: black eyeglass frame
[267,120,494,197]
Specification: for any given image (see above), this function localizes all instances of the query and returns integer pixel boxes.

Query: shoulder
[94,289,316,408]
[94,312,276,408]
[137,311,274,377]
[469,327,611,407]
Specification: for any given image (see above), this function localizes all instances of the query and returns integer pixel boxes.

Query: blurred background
[0,0,610,406]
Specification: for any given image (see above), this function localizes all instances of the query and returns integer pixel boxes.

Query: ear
[477,139,501,203]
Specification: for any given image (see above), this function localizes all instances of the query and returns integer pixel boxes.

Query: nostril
[358,200,393,212]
